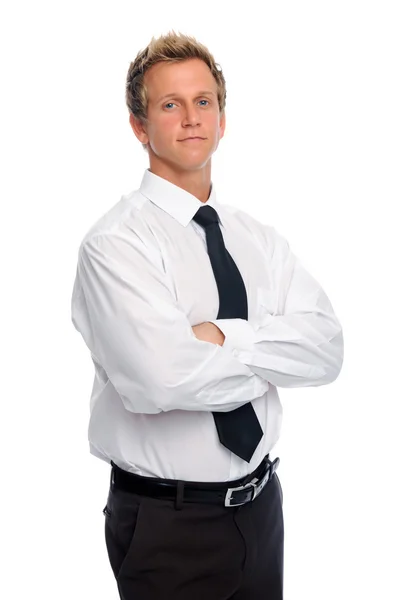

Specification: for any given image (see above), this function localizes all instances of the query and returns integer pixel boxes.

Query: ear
[219,111,226,140]
[129,114,149,145]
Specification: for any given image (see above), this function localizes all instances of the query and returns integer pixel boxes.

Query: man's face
[132,58,226,172]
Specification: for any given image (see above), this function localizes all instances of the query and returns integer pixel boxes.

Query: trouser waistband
[110,454,280,508]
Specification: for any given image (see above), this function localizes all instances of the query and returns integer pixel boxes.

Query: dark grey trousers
[103,469,284,599]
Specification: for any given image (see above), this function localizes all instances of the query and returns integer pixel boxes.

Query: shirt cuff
[209,318,257,356]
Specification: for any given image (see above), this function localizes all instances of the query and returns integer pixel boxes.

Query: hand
[192,322,225,346]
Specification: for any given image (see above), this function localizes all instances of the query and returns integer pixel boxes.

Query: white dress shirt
[71,168,344,481]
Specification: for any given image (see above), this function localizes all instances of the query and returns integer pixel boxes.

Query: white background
[1,1,398,598]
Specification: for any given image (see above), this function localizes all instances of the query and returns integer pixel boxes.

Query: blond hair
[125,31,226,150]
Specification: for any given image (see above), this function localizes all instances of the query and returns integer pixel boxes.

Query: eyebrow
[156,90,216,104]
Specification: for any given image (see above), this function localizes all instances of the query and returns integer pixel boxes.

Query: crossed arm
[192,322,225,346]
[74,227,343,414]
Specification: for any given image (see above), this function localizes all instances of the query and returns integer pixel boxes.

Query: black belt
[110,455,280,508]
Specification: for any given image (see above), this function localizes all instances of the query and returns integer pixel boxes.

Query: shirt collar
[138,168,223,228]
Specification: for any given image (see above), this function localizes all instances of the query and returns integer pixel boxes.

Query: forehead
[145,58,217,102]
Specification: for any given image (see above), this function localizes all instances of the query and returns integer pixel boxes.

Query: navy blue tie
[193,204,264,463]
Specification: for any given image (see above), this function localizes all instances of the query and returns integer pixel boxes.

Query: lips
[179,137,206,141]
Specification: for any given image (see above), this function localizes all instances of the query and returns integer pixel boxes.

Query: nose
[182,105,201,127]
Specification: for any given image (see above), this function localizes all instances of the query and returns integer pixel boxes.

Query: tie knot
[192,205,219,228]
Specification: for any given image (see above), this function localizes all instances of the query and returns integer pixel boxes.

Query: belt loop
[242,452,270,486]
[174,480,185,511]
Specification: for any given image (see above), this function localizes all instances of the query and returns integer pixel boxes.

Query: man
[71,31,344,600]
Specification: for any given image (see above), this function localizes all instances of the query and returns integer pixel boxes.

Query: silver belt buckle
[224,468,271,507]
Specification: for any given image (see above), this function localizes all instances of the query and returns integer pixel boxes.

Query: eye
[163,99,210,109]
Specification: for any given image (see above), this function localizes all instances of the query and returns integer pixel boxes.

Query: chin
[180,159,211,171]
[169,152,210,169]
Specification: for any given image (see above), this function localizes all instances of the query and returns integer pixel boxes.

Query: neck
[148,157,212,204]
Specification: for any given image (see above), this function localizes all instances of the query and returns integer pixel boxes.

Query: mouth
[178,137,207,141]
